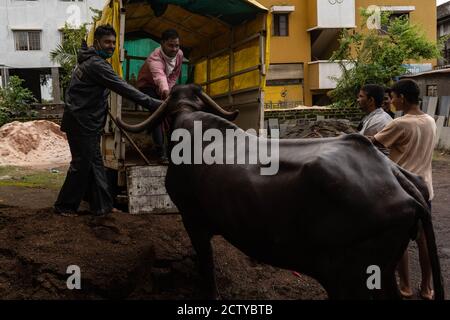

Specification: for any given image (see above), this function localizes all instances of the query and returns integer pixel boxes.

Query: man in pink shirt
[137,29,184,162]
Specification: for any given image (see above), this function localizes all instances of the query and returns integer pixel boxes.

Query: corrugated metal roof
[401,68,450,78]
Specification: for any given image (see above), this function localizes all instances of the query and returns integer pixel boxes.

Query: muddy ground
[0,154,449,300]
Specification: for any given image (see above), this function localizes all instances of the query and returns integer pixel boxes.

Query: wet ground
[0,154,449,300]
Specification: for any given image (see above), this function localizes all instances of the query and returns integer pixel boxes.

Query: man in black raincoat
[55,25,162,216]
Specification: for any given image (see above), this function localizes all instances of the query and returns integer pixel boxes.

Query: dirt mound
[0,204,326,300]
[285,120,358,139]
[0,121,70,167]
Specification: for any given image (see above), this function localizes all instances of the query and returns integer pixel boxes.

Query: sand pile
[0,120,71,167]
[284,120,358,139]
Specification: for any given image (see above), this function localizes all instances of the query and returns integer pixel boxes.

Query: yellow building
[258,0,437,107]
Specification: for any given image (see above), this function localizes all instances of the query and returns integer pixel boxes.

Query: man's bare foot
[399,287,413,299]
[419,287,434,300]
[111,208,123,214]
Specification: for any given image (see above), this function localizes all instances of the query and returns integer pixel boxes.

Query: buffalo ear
[190,83,202,96]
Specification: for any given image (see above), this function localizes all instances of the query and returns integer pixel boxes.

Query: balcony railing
[308,60,354,90]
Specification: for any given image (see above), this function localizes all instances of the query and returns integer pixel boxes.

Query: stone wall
[264,107,364,123]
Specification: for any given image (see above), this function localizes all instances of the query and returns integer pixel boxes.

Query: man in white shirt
[357,84,393,137]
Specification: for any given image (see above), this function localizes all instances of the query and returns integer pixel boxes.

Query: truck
[90,0,271,213]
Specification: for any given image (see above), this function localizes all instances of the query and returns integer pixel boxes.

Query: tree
[0,76,37,126]
[49,7,102,98]
[329,10,444,108]
[50,23,88,97]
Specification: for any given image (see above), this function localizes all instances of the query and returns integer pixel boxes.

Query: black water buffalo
[117,84,444,300]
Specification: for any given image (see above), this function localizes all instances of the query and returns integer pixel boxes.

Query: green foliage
[0,76,37,126]
[329,9,443,108]
[50,23,88,96]
[89,7,103,22]
[50,6,102,97]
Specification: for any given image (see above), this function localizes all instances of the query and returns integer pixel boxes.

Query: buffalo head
[116,84,239,133]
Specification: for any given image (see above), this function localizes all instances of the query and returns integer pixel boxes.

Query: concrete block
[438,96,450,118]
[268,118,280,137]
[438,127,450,150]
[427,96,438,117]
[421,96,431,112]
[279,124,288,137]
[268,118,279,129]
[436,116,445,142]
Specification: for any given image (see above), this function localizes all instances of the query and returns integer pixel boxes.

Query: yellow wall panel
[232,70,260,91]
[265,85,303,104]
[211,54,230,80]
[194,60,207,84]
[234,14,265,42]
[210,79,229,96]
[233,42,260,72]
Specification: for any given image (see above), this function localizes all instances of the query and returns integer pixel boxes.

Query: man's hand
[146,96,163,112]
[162,90,170,100]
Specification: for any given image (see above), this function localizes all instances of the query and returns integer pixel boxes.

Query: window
[446,22,450,34]
[273,14,289,37]
[14,31,41,51]
[427,85,438,97]
[381,13,410,33]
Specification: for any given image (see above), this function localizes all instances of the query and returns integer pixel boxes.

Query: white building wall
[0,0,106,69]
[316,0,356,29]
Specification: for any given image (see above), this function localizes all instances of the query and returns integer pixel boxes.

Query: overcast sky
[438,0,450,5]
